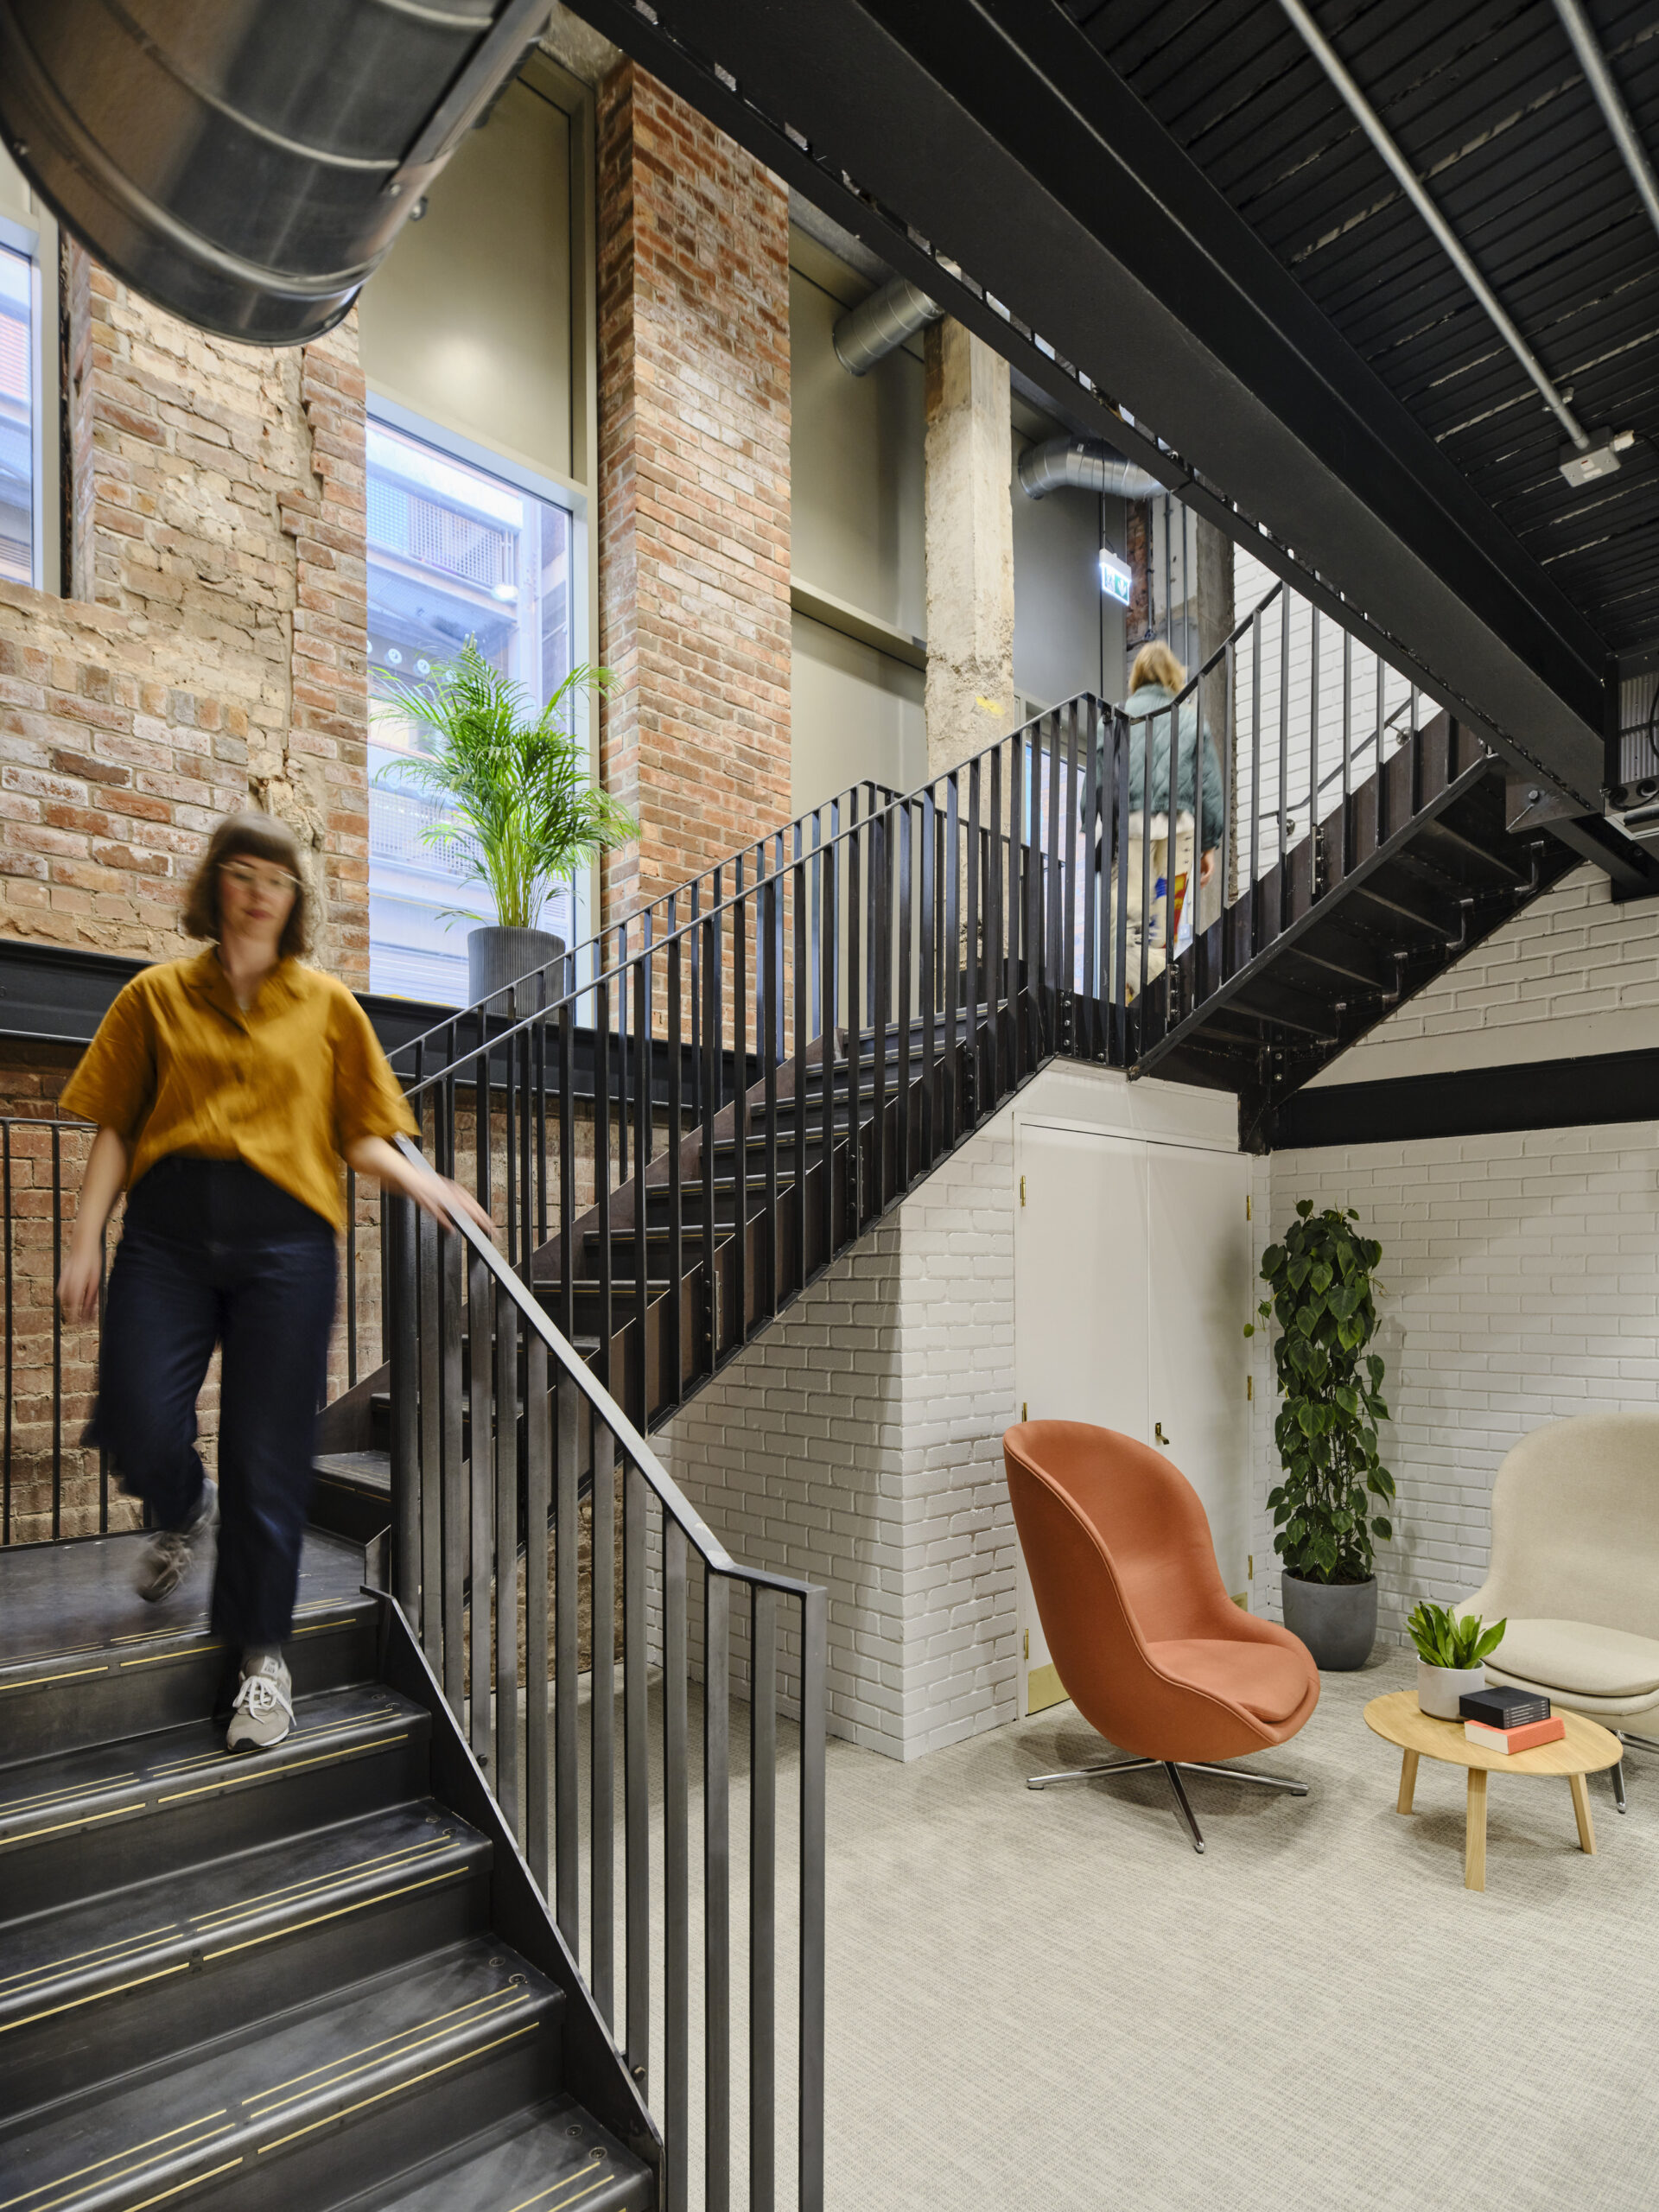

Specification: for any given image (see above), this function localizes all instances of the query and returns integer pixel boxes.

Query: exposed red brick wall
[596,62,791,925]
[3,248,368,982]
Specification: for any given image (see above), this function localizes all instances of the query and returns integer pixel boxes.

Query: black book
[1459,1683,1550,1729]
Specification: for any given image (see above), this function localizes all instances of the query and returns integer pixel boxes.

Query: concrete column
[923,318,1014,775]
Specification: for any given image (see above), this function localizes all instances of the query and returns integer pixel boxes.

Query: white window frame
[364,392,594,994]
[0,201,60,596]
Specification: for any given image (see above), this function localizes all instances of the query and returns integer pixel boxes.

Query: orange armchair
[1004,1419,1320,1853]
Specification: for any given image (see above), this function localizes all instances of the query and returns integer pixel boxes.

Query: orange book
[1464,1715,1566,1754]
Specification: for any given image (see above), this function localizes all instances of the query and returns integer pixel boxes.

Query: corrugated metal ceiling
[1066,0,1659,658]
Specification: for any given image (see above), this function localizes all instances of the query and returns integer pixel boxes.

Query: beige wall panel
[359,80,572,481]
[789,259,925,635]
[791,610,925,814]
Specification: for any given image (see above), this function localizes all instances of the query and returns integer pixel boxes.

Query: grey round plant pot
[467,925,567,1010]
[1281,1572,1377,1671]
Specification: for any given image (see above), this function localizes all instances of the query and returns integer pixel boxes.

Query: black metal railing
[383,1149,826,2212]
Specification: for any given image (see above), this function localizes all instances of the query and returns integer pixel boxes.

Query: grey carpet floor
[550,1646,1656,2209]
[819,1648,1656,2211]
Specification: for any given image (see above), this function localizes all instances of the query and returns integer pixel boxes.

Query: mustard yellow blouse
[60,950,418,1231]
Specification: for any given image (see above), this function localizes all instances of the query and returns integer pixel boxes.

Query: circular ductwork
[832,276,943,376]
[1019,438,1164,501]
[0,0,551,347]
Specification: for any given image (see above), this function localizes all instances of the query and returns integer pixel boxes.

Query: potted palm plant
[1407,1600,1507,1719]
[378,639,636,1005]
[1249,1201,1396,1670]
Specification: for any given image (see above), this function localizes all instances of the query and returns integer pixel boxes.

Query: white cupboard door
[1013,1124,1150,1715]
[1147,1144,1253,1601]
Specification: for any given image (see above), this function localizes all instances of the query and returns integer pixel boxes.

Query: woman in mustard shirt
[56,810,488,1752]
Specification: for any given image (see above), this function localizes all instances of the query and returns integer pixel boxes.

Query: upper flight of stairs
[313,714,1586,1522]
[0,1527,655,2210]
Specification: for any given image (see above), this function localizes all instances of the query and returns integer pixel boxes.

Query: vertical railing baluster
[595,973,613,1395]
[467,1203,493,1777]
[525,1323,550,1899]
[346,1167,358,1389]
[632,954,650,1427]
[664,1521,690,2212]
[819,848,837,1266]
[493,1280,519,1840]
[846,814,861,1235]
[762,871,779,1318]
[918,791,936,1165]
[871,808,889,1205]
[441,1197,465,1725]
[1080,702,1100,1055]
[1008,734,1026,1077]
[750,1584,778,2212]
[798,1583,827,2212]
[417,1207,442,1671]
[556,1370,582,1947]
[1222,642,1236,963]
[1376,652,1389,845]
[1062,705,1080,1031]
[705,1565,731,2212]
[50,1125,60,1538]
[558,997,575,1345]
[702,915,719,1363]
[1163,696,1179,1027]
[792,855,809,1296]
[988,744,1006,1095]
[1310,609,1320,889]
[1342,627,1352,873]
[388,1191,419,1624]
[1278,594,1291,931]
[1249,608,1263,957]
[1113,711,1131,1066]
[733,891,749,1344]
[895,800,912,1191]
[625,1460,651,2094]
[589,1412,616,2013]
[3,1123,11,1545]
[965,761,981,1122]
[667,931,683,1408]
[943,774,960,1148]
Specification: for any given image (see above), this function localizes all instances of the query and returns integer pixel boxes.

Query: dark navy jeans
[96,1156,337,1649]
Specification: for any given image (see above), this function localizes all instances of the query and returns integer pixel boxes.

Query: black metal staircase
[0,1526,654,2211]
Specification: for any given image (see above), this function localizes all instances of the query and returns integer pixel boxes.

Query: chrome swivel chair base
[1027,1755,1308,1853]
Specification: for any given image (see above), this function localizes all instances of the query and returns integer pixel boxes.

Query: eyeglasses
[219,861,300,899]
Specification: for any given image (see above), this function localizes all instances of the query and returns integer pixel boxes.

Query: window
[366,413,576,1003]
[0,238,36,588]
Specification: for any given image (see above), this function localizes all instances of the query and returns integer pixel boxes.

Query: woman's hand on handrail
[346,1135,494,1237]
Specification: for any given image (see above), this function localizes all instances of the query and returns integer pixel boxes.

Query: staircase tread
[0,1936,562,2202]
[0,1682,427,1838]
[346,2095,652,2212]
[0,1797,486,2033]
[0,1527,368,1671]
[314,1450,392,1493]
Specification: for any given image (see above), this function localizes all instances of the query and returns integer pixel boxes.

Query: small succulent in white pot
[1407,1599,1507,1720]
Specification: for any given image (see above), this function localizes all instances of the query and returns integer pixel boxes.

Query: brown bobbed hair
[181,810,310,958]
[1128,640,1187,696]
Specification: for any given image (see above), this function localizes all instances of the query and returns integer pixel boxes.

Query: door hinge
[1248,1554,1255,1580]
[1246,1193,1252,1221]
[1021,1400,1027,1422]
[1020,1173,1027,1206]
[1247,1374,1253,1402]
[1024,1630,1029,1660]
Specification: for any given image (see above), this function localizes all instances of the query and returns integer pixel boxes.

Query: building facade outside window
[0,230,39,588]
[366,408,581,1004]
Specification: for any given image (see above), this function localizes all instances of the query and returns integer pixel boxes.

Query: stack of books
[1459,1683,1564,1752]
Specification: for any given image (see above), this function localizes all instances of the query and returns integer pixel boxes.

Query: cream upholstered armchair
[1458,1412,1659,1814]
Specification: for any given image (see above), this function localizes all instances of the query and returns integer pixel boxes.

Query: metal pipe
[1018,438,1165,500]
[832,276,942,374]
[1553,0,1659,249]
[1275,0,1591,451]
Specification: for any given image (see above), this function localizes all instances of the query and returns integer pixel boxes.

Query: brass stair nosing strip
[243,1986,530,2108]
[0,2111,230,2212]
[158,1735,409,1803]
[149,1710,401,1777]
[3,1959,191,2037]
[121,2156,244,2212]
[0,1771,138,1815]
[190,1835,455,1925]
[3,1804,137,1848]
[255,2022,540,2156]
[118,1646,220,1672]
[0,1923,176,1993]
[505,2156,608,2212]
[0,1665,108,1695]
[202,1868,468,1959]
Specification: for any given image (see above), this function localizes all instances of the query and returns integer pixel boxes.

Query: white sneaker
[226,1652,294,1754]
[135,1479,219,1604]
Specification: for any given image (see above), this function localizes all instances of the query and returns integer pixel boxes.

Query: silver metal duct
[1553,0,1659,249]
[832,276,942,375]
[1018,439,1164,500]
[0,0,552,347]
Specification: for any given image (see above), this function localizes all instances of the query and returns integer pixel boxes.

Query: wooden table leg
[1465,1768,1488,1891]
[1396,1749,1419,1815]
[1570,1771,1597,1855]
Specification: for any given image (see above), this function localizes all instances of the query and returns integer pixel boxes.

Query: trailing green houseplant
[1248,1201,1395,1669]
[377,640,636,999]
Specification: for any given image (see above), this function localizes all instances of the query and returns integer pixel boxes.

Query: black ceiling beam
[573,0,1613,809]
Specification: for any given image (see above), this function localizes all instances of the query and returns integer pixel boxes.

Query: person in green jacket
[1096,641,1224,972]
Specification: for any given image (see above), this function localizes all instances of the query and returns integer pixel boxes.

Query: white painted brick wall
[1252,1122,1659,1645]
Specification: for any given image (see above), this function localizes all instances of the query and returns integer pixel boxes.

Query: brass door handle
[1154,1421,1170,1446]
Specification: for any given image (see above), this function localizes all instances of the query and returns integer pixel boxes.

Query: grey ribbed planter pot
[1281,1573,1377,1671]
[466,925,566,1010]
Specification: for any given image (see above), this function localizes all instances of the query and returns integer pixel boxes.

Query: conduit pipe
[832,276,942,374]
[1275,0,1592,454]
[1553,0,1659,249]
[1018,438,1164,500]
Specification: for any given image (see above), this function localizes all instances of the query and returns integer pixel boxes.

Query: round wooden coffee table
[1363,1689,1623,1891]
